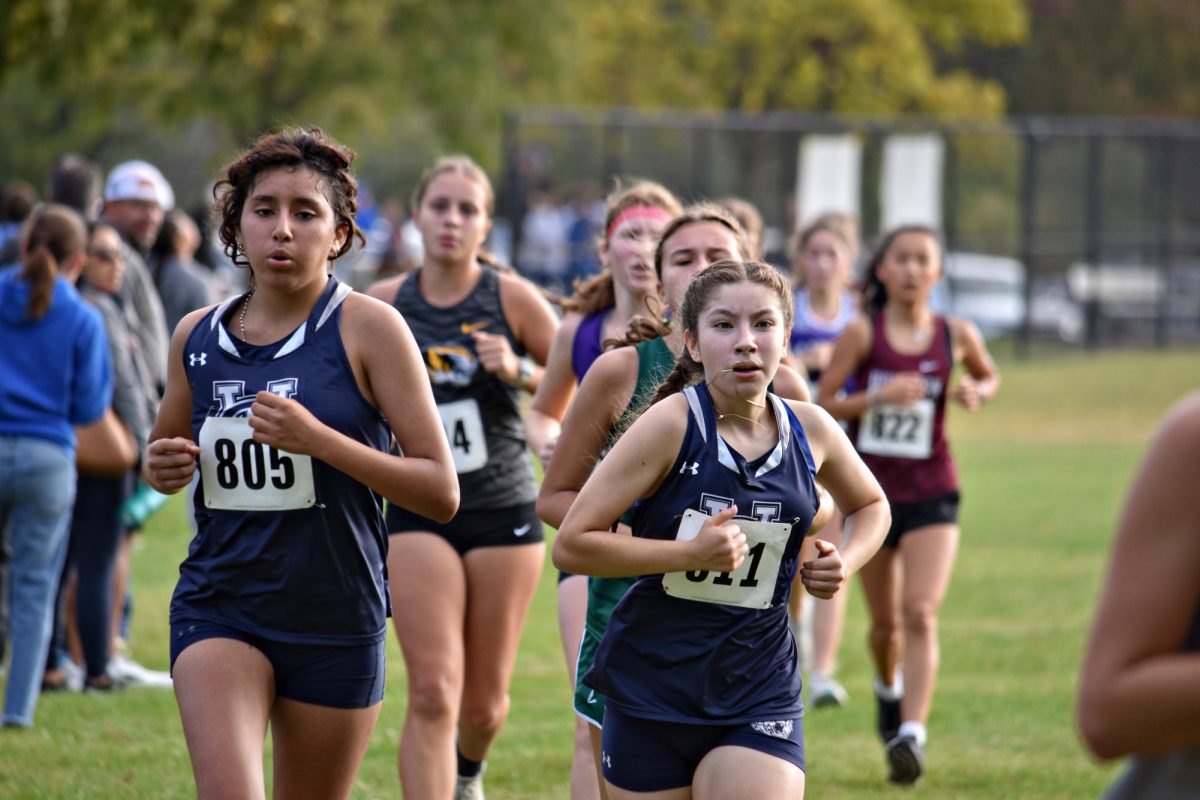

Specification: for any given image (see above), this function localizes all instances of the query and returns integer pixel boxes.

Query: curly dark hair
[213,127,365,272]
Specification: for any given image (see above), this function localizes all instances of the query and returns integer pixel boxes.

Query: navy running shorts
[600,704,805,792]
[170,619,385,709]
[883,490,960,549]
[386,500,544,554]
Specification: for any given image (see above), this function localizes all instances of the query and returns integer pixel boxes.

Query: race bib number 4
[198,417,315,510]
[857,398,935,459]
[662,509,790,610]
[438,399,488,473]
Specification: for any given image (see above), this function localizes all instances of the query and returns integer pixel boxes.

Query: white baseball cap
[104,160,174,210]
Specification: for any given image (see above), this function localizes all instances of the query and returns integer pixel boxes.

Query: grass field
[2,347,1197,798]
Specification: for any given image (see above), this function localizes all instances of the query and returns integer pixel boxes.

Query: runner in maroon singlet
[817,225,999,786]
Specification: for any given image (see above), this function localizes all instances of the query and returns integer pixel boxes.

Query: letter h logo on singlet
[699,492,781,522]
[212,378,300,416]
[679,461,700,475]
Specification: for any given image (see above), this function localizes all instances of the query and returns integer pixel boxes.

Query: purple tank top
[571,310,609,382]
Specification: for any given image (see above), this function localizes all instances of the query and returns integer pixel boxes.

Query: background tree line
[0,0,1195,212]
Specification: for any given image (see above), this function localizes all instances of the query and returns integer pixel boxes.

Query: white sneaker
[807,672,848,708]
[453,762,486,800]
[108,654,173,689]
[61,658,85,692]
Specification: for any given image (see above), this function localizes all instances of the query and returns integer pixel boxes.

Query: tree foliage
[572,0,1027,115]
[0,0,576,197]
[1000,0,1200,116]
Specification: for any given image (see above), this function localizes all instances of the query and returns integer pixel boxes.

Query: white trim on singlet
[683,385,791,479]
[211,296,243,358]
[212,281,351,361]
[315,281,352,331]
[273,325,307,359]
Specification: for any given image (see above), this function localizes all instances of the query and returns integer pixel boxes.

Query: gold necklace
[707,372,772,432]
[239,289,254,340]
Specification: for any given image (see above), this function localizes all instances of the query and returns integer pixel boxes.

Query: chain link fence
[499,108,1200,353]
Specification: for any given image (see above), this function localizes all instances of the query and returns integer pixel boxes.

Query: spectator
[149,209,216,335]
[0,204,111,727]
[0,181,39,265]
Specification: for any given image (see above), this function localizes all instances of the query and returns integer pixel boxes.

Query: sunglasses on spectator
[88,247,122,263]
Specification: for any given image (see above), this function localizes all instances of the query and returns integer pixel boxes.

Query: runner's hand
[801,539,846,599]
[249,392,325,456]
[690,505,749,573]
[472,331,519,384]
[878,372,927,406]
[143,437,199,493]
[952,375,986,410]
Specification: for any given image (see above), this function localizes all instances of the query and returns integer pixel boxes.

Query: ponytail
[18,203,87,320]
[560,269,616,316]
[22,246,56,319]
[477,250,517,275]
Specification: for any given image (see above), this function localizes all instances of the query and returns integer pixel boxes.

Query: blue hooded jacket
[0,265,112,452]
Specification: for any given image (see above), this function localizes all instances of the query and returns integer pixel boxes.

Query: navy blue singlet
[171,276,391,645]
[585,381,818,724]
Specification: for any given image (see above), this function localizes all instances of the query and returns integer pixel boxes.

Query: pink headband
[607,205,673,240]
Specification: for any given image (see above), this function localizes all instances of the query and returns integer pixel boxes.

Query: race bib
[662,509,791,610]
[857,398,935,459]
[198,416,315,511]
[438,398,488,473]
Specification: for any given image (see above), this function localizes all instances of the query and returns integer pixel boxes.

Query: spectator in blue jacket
[0,203,112,727]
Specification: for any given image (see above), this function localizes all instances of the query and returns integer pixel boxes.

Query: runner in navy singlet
[142,128,458,799]
[818,225,1000,785]
[539,206,820,798]
[554,260,889,799]
[524,179,680,800]
[365,155,559,800]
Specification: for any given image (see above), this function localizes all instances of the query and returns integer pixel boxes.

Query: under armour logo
[189,353,207,366]
[679,462,699,475]
[602,751,612,769]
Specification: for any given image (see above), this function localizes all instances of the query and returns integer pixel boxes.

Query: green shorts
[573,625,606,728]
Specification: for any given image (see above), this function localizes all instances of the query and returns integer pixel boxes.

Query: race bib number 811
[198,416,315,510]
[662,509,790,610]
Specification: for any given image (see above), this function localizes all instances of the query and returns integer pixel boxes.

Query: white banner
[881,134,944,230]
[795,135,862,229]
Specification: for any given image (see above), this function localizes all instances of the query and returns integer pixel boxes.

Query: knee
[869,617,900,649]
[461,691,510,736]
[573,717,593,749]
[406,670,459,722]
[902,602,938,639]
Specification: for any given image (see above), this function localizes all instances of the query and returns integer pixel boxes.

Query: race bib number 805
[198,416,315,510]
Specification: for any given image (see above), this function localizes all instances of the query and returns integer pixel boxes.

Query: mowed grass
[2,347,1198,798]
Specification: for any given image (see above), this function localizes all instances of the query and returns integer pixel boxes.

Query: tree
[572,0,1028,115]
[0,0,577,196]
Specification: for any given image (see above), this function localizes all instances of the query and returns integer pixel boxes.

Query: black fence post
[1019,125,1040,358]
[1154,134,1176,348]
[500,110,524,259]
[602,111,625,189]
[943,130,959,256]
[1083,136,1104,349]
